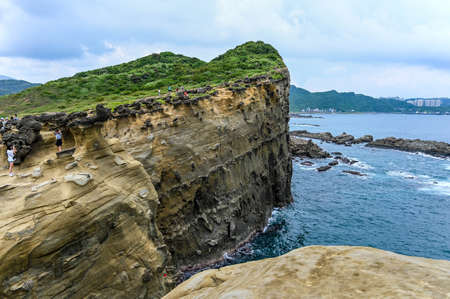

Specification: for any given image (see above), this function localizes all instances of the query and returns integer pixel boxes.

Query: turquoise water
[238,114,450,262]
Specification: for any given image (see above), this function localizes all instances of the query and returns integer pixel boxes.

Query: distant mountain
[0,79,41,96]
[0,75,14,80]
[290,85,450,113]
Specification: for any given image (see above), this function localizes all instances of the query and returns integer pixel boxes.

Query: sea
[182,113,450,281]
[235,113,450,264]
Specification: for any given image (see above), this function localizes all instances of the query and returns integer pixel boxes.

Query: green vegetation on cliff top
[0,41,285,116]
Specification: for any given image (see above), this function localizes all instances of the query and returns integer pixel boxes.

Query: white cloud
[1,0,450,97]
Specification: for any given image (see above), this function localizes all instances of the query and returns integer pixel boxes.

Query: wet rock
[300,161,314,166]
[317,165,332,172]
[289,136,330,159]
[342,170,366,176]
[367,137,450,158]
[328,160,339,166]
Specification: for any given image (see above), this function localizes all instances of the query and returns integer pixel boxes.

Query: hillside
[290,85,450,113]
[0,41,285,116]
[0,79,40,96]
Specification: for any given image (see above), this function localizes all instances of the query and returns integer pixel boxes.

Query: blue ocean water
[239,114,450,262]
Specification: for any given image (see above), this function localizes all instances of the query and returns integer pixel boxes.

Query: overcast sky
[1,0,450,98]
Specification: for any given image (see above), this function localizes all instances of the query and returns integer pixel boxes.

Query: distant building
[407,99,441,107]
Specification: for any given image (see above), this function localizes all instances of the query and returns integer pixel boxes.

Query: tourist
[158,89,161,96]
[7,145,16,177]
[14,114,19,121]
[54,129,63,152]
[168,86,172,95]
[183,91,188,97]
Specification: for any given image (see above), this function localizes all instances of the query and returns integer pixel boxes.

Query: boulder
[289,136,330,159]
[317,165,332,172]
[64,173,93,186]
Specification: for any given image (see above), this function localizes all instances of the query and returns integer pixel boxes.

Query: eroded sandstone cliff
[0,71,292,298]
[164,246,450,299]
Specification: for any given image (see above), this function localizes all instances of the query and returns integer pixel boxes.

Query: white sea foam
[263,208,280,233]
[351,160,374,170]
[407,151,449,161]
[386,170,417,180]
[419,179,450,196]
[445,164,450,171]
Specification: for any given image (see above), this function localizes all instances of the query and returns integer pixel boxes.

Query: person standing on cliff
[54,129,63,152]
[7,145,16,177]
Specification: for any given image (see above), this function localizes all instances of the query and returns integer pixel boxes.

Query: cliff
[0,71,292,297]
[165,246,450,299]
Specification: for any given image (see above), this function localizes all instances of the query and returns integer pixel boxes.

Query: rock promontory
[367,137,450,158]
[0,43,292,298]
[164,246,450,299]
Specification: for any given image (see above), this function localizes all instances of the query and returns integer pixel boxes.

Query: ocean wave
[445,164,450,170]
[419,180,450,196]
[407,152,449,161]
[351,160,374,170]
[386,170,418,180]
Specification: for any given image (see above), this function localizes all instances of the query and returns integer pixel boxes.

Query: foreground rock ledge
[164,246,450,299]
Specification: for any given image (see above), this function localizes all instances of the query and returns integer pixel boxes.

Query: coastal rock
[317,165,332,172]
[291,130,374,146]
[164,246,450,299]
[354,134,373,143]
[289,136,330,159]
[342,170,366,176]
[367,137,450,158]
[328,160,338,166]
[300,161,314,166]
[0,71,292,297]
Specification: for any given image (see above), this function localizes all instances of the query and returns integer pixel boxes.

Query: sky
[1,0,450,98]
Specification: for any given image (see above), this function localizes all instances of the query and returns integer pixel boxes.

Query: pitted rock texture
[164,246,450,299]
[0,71,292,298]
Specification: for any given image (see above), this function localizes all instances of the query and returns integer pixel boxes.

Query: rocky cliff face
[164,246,450,299]
[0,71,292,298]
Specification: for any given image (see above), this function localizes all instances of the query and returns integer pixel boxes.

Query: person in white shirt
[7,145,16,177]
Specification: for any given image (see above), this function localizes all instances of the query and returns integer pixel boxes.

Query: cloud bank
[1,0,449,97]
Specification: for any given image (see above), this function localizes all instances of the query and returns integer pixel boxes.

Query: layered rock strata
[165,246,450,299]
[0,71,292,297]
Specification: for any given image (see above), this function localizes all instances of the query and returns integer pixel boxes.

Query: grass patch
[0,41,285,116]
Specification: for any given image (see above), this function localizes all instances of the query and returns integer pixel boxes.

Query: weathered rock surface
[289,136,330,158]
[0,71,292,297]
[164,246,450,299]
[367,137,450,158]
